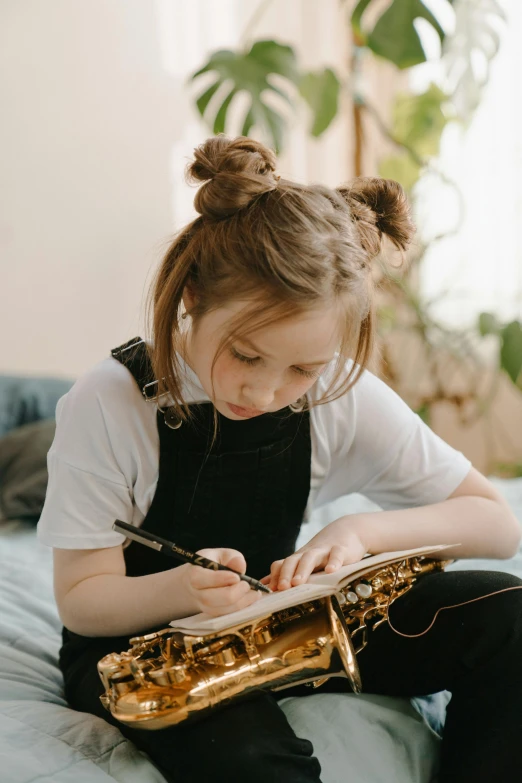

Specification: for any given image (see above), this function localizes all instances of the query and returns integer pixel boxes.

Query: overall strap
[110,337,157,400]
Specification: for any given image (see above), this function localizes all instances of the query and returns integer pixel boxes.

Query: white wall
[0,0,351,378]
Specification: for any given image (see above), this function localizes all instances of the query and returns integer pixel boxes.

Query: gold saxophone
[98,555,449,729]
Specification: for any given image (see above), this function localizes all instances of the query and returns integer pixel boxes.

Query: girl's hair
[146,134,414,436]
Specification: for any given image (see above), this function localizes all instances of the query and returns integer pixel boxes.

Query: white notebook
[169,544,455,637]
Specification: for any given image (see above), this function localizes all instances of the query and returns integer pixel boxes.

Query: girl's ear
[182,285,197,313]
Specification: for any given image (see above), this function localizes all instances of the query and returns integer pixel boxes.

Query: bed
[1,378,521,783]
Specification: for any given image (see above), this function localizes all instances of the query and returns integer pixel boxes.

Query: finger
[275,553,305,590]
[199,579,251,608]
[204,585,262,617]
[225,552,247,575]
[196,547,247,574]
[190,565,240,590]
[291,549,327,584]
[267,560,284,591]
[191,548,247,589]
[324,544,347,572]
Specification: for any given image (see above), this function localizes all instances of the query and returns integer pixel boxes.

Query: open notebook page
[306,543,454,588]
[169,544,454,637]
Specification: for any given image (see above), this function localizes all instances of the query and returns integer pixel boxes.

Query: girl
[38,135,522,783]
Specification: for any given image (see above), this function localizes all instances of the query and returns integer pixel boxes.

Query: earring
[289,395,307,413]
[181,312,188,320]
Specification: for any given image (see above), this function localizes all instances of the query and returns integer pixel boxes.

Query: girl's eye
[293,367,321,379]
[230,347,320,380]
[231,347,258,366]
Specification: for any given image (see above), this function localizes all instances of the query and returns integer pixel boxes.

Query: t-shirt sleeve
[37,360,142,549]
[38,455,133,548]
[327,367,472,510]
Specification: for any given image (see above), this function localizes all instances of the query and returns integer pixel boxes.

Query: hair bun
[188,135,280,219]
[337,177,414,257]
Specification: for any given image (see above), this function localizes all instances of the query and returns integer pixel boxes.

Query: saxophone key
[253,626,273,645]
[206,647,237,667]
[148,666,188,685]
[355,582,373,599]
[110,671,138,696]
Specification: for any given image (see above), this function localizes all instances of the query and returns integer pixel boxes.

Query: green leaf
[351,0,373,43]
[392,84,449,157]
[241,107,255,137]
[500,321,522,386]
[258,101,285,155]
[415,402,431,425]
[494,462,522,479]
[213,88,237,135]
[378,154,421,192]
[478,312,500,337]
[192,50,235,81]
[248,40,299,83]
[377,85,449,188]
[443,0,506,122]
[196,79,221,115]
[366,0,447,69]
[299,68,340,137]
[377,304,398,333]
[190,40,298,152]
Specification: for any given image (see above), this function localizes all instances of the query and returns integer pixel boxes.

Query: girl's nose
[242,386,275,411]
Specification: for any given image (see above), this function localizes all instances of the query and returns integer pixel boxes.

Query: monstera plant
[189,0,522,472]
[190,0,504,153]
[191,39,339,154]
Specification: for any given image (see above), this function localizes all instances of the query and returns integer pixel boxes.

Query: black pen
[113,520,272,594]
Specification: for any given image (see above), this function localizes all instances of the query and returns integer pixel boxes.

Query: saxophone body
[98,556,448,729]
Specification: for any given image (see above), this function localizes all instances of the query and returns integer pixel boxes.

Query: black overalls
[59,338,324,781]
[59,339,522,783]
[115,338,312,584]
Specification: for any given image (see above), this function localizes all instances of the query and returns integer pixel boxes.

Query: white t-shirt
[37,351,471,550]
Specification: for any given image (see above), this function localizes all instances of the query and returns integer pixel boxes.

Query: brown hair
[146,135,414,440]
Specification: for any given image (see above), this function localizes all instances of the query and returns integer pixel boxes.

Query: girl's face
[179,298,342,420]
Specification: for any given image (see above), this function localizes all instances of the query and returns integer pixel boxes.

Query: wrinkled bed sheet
[1,479,522,783]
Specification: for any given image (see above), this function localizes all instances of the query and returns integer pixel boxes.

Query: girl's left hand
[260,524,368,592]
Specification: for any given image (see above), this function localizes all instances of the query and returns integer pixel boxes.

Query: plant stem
[362,97,426,168]
[350,40,365,176]
[361,99,465,238]
[240,0,274,49]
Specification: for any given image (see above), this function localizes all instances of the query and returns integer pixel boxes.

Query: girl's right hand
[183,548,262,617]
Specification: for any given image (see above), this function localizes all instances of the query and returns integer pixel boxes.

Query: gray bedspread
[1,479,522,783]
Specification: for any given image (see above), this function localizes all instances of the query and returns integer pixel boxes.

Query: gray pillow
[0,419,56,525]
[0,375,73,438]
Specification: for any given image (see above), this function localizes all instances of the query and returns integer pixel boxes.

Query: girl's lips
[227,402,265,417]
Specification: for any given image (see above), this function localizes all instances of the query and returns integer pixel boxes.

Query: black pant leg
[60,637,323,783]
[354,569,522,783]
